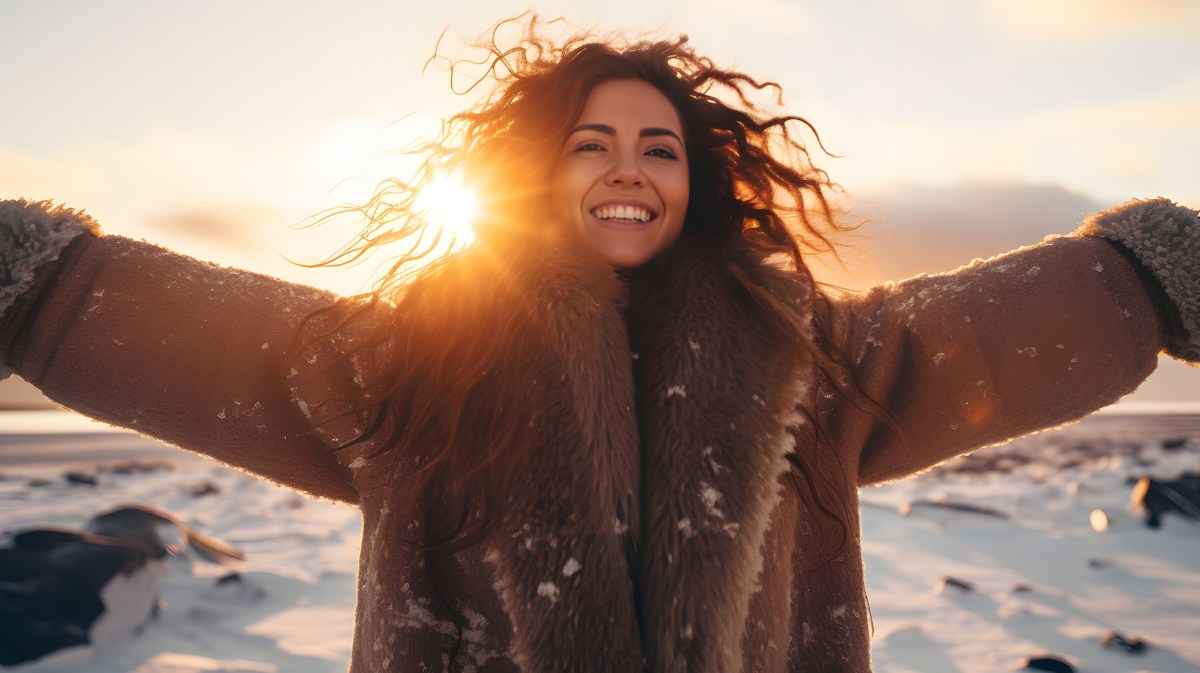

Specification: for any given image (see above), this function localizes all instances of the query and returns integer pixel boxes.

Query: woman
[1,23,1197,673]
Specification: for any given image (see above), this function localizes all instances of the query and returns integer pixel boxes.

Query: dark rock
[936,576,974,593]
[210,571,266,602]
[1130,473,1200,528]
[1087,558,1109,570]
[65,472,98,486]
[905,499,1009,519]
[1162,437,1189,450]
[104,460,175,474]
[1101,630,1147,653]
[0,504,246,666]
[190,481,221,497]
[84,506,186,558]
[84,505,244,563]
[1009,583,1033,593]
[1022,655,1075,673]
[215,571,243,587]
[0,529,149,666]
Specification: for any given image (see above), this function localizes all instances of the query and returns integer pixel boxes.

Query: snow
[536,582,559,602]
[562,558,581,577]
[862,410,1200,673]
[0,420,359,673]
[1,409,1198,672]
[698,483,724,519]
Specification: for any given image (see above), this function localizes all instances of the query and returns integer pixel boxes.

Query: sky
[2,0,1198,401]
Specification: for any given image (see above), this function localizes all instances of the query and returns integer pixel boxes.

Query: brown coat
[2,198,1196,672]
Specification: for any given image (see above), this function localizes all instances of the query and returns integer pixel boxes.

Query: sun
[414,172,479,249]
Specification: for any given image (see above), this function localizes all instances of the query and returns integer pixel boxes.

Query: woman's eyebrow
[640,127,683,143]
[567,124,683,144]
[568,123,616,136]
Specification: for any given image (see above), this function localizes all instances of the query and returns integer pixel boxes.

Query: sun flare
[414,173,479,250]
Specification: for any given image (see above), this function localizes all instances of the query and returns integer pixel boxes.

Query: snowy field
[1,408,1198,673]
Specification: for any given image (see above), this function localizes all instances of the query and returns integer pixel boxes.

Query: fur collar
[484,234,816,672]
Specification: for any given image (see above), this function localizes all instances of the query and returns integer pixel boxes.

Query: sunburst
[414,172,479,250]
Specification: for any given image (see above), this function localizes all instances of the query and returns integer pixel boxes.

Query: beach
[1,407,1198,672]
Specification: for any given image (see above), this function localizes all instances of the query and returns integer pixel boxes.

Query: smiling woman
[2,12,1199,673]
[549,79,690,269]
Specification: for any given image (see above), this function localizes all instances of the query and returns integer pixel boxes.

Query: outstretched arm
[821,198,1199,486]
[1,200,367,503]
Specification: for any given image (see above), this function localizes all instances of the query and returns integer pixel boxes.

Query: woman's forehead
[574,80,684,135]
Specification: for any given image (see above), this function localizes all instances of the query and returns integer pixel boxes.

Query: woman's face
[550,79,690,268]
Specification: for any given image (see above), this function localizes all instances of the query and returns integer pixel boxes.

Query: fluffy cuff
[1080,198,1200,362]
[1,199,99,379]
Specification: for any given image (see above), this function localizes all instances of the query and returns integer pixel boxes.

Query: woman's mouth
[590,204,655,223]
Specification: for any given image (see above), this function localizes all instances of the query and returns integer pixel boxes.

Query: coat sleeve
[824,198,1199,487]
[0,200,367,503]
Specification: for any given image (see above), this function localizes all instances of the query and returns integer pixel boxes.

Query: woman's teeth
[592,205,653,222]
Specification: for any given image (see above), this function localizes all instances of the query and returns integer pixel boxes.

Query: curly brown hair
[321,16,848,291]
[308,16,878,555]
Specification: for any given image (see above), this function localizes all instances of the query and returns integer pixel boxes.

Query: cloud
[812,181,1105,290]
[145,205,277,251]
[979,0,1199,44]
[0,127,302,232]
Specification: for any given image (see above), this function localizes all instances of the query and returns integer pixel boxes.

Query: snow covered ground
[1,409,1198,673]
[860,410,1200,673]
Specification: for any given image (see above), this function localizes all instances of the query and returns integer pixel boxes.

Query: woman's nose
[605,151,645,187]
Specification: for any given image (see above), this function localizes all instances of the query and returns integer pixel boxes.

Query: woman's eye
[646,147,678,159]
[574,141,605,152]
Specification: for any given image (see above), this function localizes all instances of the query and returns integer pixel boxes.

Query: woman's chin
[593,245,656,269]
[583,230,674,269]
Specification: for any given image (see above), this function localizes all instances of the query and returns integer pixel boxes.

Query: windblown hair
[308,16,875,555]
